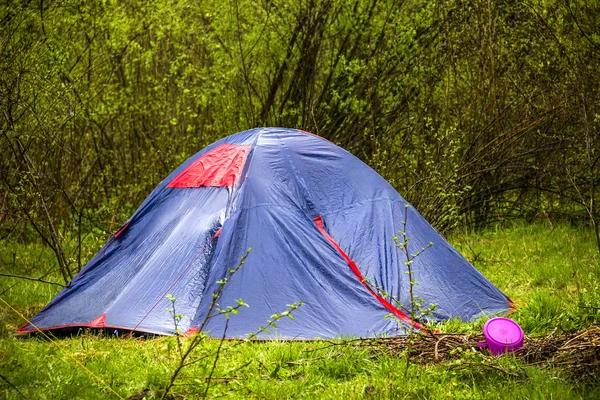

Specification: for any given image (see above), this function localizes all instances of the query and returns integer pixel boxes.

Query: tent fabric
[18,128,511,339]
[167,143,250,188]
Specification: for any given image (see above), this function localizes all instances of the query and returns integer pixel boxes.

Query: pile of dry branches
[521,325,600,381]
[363,325,600,382]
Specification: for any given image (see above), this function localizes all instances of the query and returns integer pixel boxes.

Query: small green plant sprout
[394,204,436,335]
[247,301,305,339]
[208,249,251,321]
[216,298,249,319]
[361,204,437,335]
[165,294,185,331]
[161,248,251,400]
[165,294,186,355]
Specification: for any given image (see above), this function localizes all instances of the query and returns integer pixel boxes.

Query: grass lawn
[1,222,599,399]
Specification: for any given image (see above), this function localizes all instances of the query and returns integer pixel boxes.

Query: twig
[0,373,27,399]
[434,335,449,361]
[203,319,229,398]
[0,272,66,288]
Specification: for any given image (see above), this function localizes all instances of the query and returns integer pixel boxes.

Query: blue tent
[19,128,512,339]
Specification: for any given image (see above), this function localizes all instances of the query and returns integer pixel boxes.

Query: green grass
[451,222,600,334]
[1,221,599,399]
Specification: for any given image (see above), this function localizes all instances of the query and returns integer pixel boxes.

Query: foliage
[1,222,599,398]
[2,1,600,284]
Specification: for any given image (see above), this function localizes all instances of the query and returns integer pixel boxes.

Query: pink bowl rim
[483,317,524,346]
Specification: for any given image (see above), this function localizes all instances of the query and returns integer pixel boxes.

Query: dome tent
[18,128,511,339]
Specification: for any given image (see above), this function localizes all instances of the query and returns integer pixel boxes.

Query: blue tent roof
[19,128,511,339]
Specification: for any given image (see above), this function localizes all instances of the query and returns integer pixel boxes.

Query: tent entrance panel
[21,188,229,335]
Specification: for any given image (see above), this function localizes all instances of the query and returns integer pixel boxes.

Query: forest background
[2,0,600,282]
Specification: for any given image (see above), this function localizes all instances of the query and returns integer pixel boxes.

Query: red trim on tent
[114,221,131,239]
[18,313,107,334]
[506,297,516,315]
[314,216,424,330]
[182,326,199,337]
[101,220,132,258]
[16,322,29,333]
[88,313,107,328]
[167,144,250,188]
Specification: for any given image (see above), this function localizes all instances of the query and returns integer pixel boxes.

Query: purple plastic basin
[482,318,524,355]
